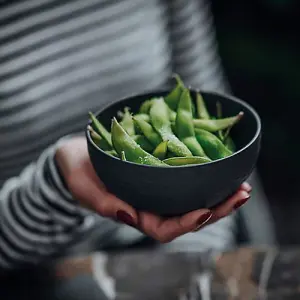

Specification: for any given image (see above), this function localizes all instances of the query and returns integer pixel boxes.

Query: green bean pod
[133,117,162,147]
[196,92,210,119]
[121,151,126,161]
[139,99,153,114]
[153,140,168,160]
[89,112,112,147]
[88,125,111,151]
[105,150,118,157]
[132,135,155,152]
[166,151,176,159]
[150,98,192,157]
[171,122,177,135]
[91,131,111,150]
[133,113,150,134]
[224,136,236,152]
[175,89,208,158]
[168,108,177,122]
[163,156,211,166]
[215,101,224,140]
[120,107,135,136]
[195,128,233,160]
[193,112,244,132]
[134,113,150,123]
[111,118,167,166]
[164,74,185,111]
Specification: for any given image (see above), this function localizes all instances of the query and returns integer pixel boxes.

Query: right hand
[55,136,251,243]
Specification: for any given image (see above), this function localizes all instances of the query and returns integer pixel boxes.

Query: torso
[0,0,236,251]
[0,0,172,183]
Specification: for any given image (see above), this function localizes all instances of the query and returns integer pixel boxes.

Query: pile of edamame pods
[88,74,244,167]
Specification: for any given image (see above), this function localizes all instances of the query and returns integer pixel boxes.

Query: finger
[240,182,252,193]
[71,174,138,227]
[138,209,213,243]
[213,190,250,219]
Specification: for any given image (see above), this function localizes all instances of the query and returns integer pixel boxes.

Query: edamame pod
[132,135,155,152]
[88,125,111,151]
[168,108,177,122]
[153,140,168,160]
[164,74,185,111]
[133,117,162,147]
[89,112,112,147]
[111,118,167,166]
[171,122,177,135]
[163,156,211,166]
[216,101,222,119]
[175,89,208,158]
[150,98,192,157]
[134,113,150,123]
[196,92,210,119]
[195,128,233,160]
[121,151,126,161]
[166,151,176,159]
[221,114,237,152]
[139,99,153,114]
[120,107,135,136]
[224,136,236,152]
[215,101,224,140]
[214,102,235,150]
[133,113,150,134]
[193,112,244,132]
[105,150,118,157]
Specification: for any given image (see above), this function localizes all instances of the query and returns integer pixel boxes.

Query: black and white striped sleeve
[0,138,87,269]
[167,0,230,93]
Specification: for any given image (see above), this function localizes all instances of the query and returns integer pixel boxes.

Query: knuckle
[95,201,111,217]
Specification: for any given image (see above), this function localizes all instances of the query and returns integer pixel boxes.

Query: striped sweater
[0,0,235,269]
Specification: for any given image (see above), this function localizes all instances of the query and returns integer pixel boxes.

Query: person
[0,0,267,270]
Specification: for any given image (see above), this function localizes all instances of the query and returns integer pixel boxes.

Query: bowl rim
[86,89,261,169]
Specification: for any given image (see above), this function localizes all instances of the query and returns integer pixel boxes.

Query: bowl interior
[90,90,260,155]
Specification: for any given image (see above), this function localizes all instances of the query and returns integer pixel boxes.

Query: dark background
[211,0,300,244]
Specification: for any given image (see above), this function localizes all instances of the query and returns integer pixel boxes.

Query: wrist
[54,134,86,184]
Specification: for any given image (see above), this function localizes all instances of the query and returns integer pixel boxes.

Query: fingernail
[116,210,136,227]
[241,182,252,193]
[193,211,213,231]
[234,195,251,210]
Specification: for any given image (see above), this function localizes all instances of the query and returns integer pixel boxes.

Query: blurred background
[211,0,299,244]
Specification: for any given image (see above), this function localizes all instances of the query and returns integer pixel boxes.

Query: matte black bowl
[86,90,261,216]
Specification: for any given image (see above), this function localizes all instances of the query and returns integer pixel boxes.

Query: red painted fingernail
[193,211,213,231]
[234,195,251,210]
[116,210,136,227]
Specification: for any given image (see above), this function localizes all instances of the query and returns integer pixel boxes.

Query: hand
[56,136,251,243]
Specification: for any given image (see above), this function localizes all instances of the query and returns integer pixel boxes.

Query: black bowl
[86,90,261,216]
